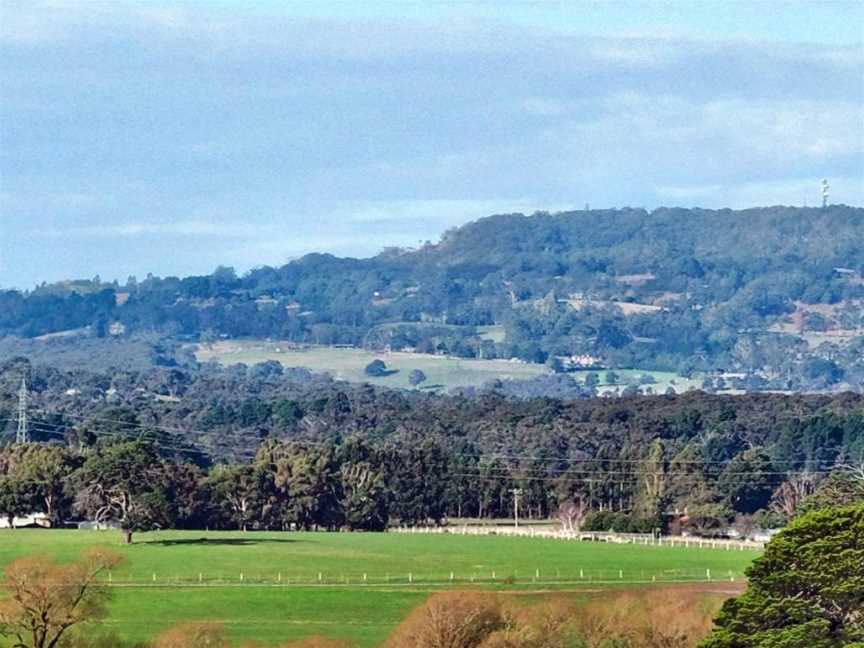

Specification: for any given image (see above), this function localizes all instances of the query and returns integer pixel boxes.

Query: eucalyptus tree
[72,441,174,543]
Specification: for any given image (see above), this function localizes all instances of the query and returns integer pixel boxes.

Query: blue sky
[1,1,862,289]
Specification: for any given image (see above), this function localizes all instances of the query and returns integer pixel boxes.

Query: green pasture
[195,340,700,393]
[196,342,547,390]
[0,529,757,646]
[575,369,702,394]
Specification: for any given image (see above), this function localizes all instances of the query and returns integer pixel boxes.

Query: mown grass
[103,586,424,646]
[0,530,756,646]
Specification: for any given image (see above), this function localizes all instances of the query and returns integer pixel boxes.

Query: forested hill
[432,205,862,272]
[3,205,863,391]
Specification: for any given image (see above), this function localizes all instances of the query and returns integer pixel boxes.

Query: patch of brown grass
[153,622,229,648]
[152,621,352,648]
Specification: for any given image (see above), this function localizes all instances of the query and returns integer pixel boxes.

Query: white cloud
[701,100,863,158]
[589,40,682,66]
[0,1,861,287]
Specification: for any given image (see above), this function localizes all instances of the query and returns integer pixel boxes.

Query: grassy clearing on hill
[578,369,702,394]
[0,530,755,646]
[195,341,699,393]
[196,342,547,390]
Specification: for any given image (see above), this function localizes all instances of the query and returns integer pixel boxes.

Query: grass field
[195,341,699,394]
[196,342,547,390]
[574,369,702,394]
[0,529,757,646]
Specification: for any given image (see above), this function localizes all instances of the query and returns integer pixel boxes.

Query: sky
[1,1,862,289]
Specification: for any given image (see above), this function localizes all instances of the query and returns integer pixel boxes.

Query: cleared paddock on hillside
[195,340,700,393]
[196,341,547,390]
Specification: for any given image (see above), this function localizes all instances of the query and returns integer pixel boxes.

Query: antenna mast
[16,378,28,444]
[821,179,829,208]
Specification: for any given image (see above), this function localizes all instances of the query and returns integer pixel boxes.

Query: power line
[15,417,850,480]
[23,421,253,461]
[15,409,863,471]
[3,421,855,494]
[6,420,848,478]
[33,408,211,438]
[446,467,836,479]
[470,448,854,466]
[28,401,862,466]
[16,414,857,470]
[28,409,258,458]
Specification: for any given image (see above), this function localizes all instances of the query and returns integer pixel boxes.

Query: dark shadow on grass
[143,537,301,546]
[367,369,400,377]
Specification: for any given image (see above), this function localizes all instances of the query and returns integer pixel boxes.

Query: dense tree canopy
[0,358,861,534]
[700,504,864,648]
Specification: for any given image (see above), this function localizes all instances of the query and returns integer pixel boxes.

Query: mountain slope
[2,205,863,391]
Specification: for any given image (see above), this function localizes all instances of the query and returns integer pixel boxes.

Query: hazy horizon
[9,203,864,290]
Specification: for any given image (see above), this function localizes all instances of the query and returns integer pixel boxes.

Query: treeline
[2,206,863,389]
[0,438,442,540]
[1,359,862,537]
[1,432,862,544]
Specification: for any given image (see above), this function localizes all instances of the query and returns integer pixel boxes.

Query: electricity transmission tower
[16,378,28,444]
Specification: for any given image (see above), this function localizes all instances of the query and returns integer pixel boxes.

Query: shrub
[383,592,505,648]
[582,511,658,533]
[364,359,389,377]
[0,548,123,648]
[387,587,725,648]
[481,598,582,648]
[573,587,722,648]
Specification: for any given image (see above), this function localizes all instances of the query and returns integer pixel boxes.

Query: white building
[0,512,50,529]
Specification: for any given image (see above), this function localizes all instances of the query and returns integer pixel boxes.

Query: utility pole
[16,378,28,444]
[510,488,523,529]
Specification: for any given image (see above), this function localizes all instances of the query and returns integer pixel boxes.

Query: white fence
[92,566,747,587]
[391,525,765,551]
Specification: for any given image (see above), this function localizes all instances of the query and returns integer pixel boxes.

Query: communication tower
[821,179,830,208]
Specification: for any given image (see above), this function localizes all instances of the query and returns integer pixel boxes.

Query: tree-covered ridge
[1,358,862,531]
[2,206,863,390]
